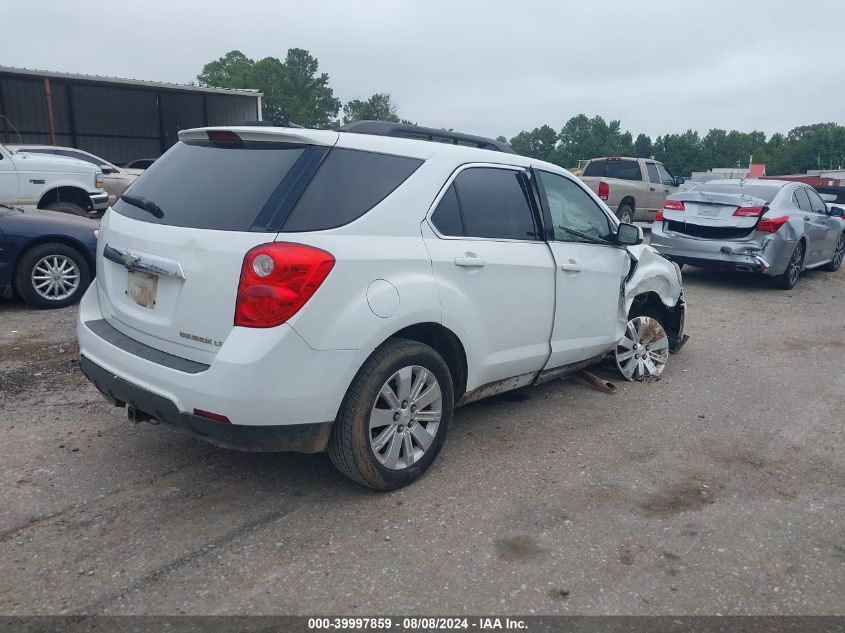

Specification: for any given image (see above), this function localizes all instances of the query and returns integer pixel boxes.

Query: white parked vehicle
[77,122,686,489]
[0,143,108,216]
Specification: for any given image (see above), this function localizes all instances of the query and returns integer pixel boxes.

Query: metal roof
[0,65,262,98]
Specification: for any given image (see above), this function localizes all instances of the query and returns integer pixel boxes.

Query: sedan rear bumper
[651,223,796,276]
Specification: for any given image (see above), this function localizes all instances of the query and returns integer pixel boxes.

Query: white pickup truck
[0,143,109,217]
[579,157,684,224]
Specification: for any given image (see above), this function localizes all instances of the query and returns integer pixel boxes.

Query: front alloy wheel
[823,233,844,272]
[616,316,670,381]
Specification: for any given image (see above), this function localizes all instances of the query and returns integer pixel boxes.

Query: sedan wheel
[823,233,844,272]
[616,316,669,381]
[369,365,442,470]
[31,255,81,301]
[14,242,91,309]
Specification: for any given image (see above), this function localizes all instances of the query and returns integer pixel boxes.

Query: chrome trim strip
[103,243,186,280]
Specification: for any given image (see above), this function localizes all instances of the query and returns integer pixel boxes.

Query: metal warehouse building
[0,66,262,165]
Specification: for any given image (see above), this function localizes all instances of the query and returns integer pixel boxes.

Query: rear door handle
[559,261,582,273]
[454,253,486,268]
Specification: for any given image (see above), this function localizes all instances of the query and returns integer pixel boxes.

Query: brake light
[664,200,685,211]
[655,210,664,221]
[607,156,621,161]
[757,215,789,233]
[235,242,335,328]
[734,205,764,217]
[207,130,243,146]
[598,181,610,201]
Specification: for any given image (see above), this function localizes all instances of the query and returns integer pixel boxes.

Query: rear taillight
[598,181,610,201]
[235,242,335,328]
[194,408,231,423]
[734,205,765,217]
[654,210,664,222]
[664,200,685,211]
[757,215,789,233]
[207,130,243,147]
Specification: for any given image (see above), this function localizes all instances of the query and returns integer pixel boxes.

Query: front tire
[774,241,805,290]
[14,243,91,309]
[328,338,454,490]
[822,233,844,272]
[42,201,89,217]
[617,204,634,224]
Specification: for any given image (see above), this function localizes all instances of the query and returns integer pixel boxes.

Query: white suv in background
[77,122,685,489]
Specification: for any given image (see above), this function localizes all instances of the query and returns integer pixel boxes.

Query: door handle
[559,261,582,273]
[649,187,656,191]
[804,216,811,221]
[454,253,486,268]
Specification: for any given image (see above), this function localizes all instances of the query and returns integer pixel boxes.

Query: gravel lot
[1,266,843,616]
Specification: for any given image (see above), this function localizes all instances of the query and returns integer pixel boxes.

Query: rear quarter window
[582,160,606,177]
[281,148,423,232]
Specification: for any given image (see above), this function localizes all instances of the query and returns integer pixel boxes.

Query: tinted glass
[582,159,606,178]
[698,183,780,203]
[815,187,845,204]
[805,188,827,214]
[431,183,464,236]
[454,168,538,240]
[655,163,675,186]
[605,160,642,181]
[283,148,423,232]
[538,171,612,242]
[793,188,813,212]
[646,163,660,183]
[113,140,306,231]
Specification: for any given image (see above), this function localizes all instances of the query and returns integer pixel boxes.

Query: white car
[0,143,108,216]
[77,122,686,489]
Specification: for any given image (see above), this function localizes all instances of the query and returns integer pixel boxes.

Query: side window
[655,163,675,186]
[283,148,423,232]
[538,171,613,243]
[453,167,539,241]
[793,188,813,213]
[431,183,464,236]
[604,160,642,181]
[805,188,827,214]
[646,163,660,183]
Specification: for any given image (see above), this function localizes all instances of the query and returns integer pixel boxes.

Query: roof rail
[338,120,515,154]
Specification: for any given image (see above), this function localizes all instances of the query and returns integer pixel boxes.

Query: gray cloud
[9,0,844,139]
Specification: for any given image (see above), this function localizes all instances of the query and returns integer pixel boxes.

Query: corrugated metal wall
[0,73,260,165]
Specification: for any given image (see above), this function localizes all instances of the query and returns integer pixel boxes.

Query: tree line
[198,49,845,177]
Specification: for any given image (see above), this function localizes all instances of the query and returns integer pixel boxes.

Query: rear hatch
[661,191,768,240]
[96,127,338,363]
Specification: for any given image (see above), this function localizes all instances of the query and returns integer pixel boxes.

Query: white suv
[77,122,685,489]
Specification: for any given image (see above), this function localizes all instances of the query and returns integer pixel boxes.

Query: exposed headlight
[95,171,104,188]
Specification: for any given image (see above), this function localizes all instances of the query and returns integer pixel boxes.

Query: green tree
[508,125,559,162]
[343,93,401,124]
[633,133,653,158]
[198,48,341,127]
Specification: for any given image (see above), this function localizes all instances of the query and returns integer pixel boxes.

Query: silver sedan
[651,179,845,289]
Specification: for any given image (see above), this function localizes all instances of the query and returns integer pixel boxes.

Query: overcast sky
[8,0,843,140]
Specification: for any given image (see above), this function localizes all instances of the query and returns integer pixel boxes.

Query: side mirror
[674,177,685,187]
[829,206,844,217]
[616,222,643,246]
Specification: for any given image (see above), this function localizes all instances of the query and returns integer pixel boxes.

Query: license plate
[127,270,158,309]
[697,208,721,218]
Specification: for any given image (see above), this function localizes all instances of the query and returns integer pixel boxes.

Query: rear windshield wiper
[558,225,613,246]
[119,194,164,219]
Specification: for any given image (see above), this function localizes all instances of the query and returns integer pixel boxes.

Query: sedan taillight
[734,205,765,217]
[663,200,685,211]
[757,215,789,233]
[235,242,335,328]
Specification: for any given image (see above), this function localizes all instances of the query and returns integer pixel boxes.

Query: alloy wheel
[30,255,80,301]
[833,235,844,270]
[788,242,804,286]
[616,316,670,381]
[369,365,442,470]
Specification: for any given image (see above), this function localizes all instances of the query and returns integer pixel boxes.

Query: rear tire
[14,242,91,309]
[617,204,634,224]
[774,241,805,290]
[822,232,844,272]
[42,201,88,217]
[328,338,454,490]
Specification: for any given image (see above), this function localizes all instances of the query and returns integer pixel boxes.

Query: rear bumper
[89,190,109,211]
[80,355,332,452]
[651,223,796,276]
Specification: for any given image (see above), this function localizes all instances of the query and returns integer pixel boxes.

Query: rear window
[281,148,423,232]
[113,142,423,232]
[693,183,780,203]
[582,159,642,181]
[113,140,307,231]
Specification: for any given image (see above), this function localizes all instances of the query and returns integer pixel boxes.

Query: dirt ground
[1,265,843,615]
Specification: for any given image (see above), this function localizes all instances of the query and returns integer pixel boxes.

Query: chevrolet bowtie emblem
[121,251,141,266]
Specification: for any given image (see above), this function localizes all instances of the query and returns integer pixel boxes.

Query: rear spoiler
[178,127,338,147]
